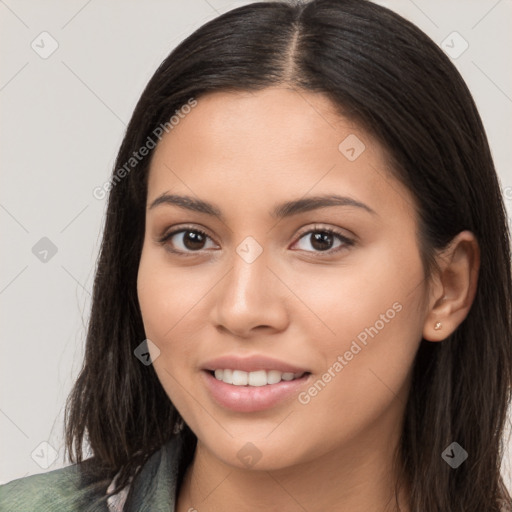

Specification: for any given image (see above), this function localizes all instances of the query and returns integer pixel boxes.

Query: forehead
[151,87,360,170]
[146,87,414,222]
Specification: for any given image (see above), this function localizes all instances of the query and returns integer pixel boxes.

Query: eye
[158,226,218,255]
[292,225,354,254]
[158,224,354,257]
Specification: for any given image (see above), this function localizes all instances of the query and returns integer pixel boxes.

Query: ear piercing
[434,296,446,331]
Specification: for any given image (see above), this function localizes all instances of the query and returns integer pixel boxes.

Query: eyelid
[157,223,216,243]
[295,223,354,241]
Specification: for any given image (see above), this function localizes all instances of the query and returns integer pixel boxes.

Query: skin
[136,87,480,512]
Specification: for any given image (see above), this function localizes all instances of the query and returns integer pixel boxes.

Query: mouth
[201,369,312,412]
[207,369,310,386]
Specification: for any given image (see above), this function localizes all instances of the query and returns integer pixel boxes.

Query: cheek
[297,307,420,455]
[136,246,224,386]
[136,248,208,416]
[298,271,421,402]
[296,239,425,356]
[138,248,205,341]
[292,245,424,443]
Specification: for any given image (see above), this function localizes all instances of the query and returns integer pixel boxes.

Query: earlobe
[423,294,448,342]
[422,231,480,342]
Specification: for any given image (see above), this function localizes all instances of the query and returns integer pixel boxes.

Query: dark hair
[64,0,512,509]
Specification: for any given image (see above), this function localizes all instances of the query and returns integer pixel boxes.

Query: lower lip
[202,370,311,413]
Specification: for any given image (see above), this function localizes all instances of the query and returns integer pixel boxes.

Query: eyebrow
[148,193,377,219]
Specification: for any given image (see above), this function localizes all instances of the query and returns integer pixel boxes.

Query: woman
[1,0,511,510]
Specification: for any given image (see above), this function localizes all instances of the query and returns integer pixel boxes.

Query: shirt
[0,434,186,512]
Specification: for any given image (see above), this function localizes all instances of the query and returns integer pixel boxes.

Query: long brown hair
[65,1,512,509]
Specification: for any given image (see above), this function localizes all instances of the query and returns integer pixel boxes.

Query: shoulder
[0,435,188,512]
[0,461,111,512]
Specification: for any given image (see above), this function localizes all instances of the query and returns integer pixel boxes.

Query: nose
[210,247,290,338]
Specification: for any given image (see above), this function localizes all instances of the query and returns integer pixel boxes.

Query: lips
[201,354,310,374]
[202,370,311,412]
[200,354,312,412]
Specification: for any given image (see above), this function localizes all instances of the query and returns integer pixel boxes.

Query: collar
[122,434,186,512]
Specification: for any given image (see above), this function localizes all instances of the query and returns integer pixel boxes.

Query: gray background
[1,0,511,491]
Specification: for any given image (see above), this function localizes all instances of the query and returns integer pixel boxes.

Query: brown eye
[293,227,354,254]
[160,228,217,254]
[309,232,335,251]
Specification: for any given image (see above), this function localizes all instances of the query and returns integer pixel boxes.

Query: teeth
[248,370,265,386]
[232,370,248,386]
[267,370,282,385]
[212,369,305,386]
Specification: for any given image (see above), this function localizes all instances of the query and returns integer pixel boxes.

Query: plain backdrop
[1,0,511,493]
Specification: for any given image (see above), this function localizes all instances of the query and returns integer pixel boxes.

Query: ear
[423,230,480,342]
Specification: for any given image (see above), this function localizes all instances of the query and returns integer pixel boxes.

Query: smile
[202,370,312,412]
[212,369,307,386]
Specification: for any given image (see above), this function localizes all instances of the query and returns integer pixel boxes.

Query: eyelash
[157,224,355,257]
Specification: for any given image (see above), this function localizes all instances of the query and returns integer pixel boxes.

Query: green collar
[0,434,186,512]
[122,434,185,511]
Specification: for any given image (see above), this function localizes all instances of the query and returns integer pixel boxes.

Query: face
[137,87,429,471]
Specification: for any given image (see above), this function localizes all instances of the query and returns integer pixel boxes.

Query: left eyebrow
[271,194,377,218]
[148,193,377,220]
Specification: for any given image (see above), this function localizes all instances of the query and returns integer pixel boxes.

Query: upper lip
[202,355,310,374]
